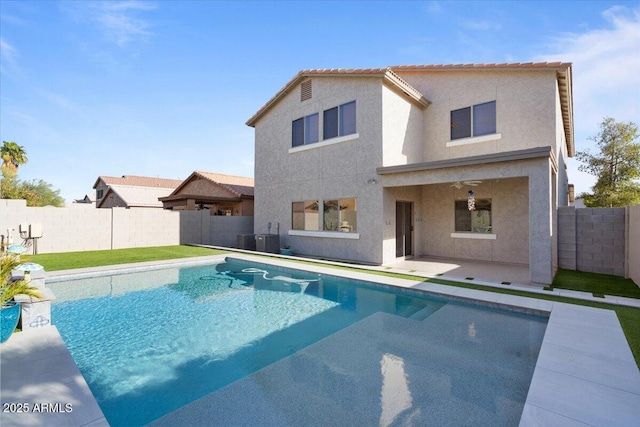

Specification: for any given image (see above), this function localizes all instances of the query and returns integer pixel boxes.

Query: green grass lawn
[29,245,229,271]
[22,246,640,368]
[552,268,640,298]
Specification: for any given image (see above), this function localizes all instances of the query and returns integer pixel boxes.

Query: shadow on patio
[385,256,533,287]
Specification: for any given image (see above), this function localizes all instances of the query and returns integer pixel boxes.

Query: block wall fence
[0,199,253,254]
[558,205,640,285]
[1,199,638,285]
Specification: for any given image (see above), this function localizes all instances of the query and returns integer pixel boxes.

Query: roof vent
[301,80,312,101]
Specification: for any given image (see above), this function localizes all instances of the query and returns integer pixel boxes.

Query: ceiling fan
[450,180,482,189]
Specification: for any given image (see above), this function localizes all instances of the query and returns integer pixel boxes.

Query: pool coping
[5,253,640,426]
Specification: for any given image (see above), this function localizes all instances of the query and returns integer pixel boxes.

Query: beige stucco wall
[251,69,567,281]
[253,76,387,263]
[381,85,424,166]
[555,80,571,207]
[629,205,640,286]
[392,70,561,163]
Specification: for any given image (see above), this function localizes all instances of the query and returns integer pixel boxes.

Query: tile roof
[166,171,255,200]
[93,175,183,189]
[97,185,175,208]
[389,62,572,71]
[195,171,255,197]
[245,67,429,127]
[246,62,574,156]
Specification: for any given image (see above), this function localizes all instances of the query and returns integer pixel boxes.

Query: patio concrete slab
[0,326,108,427]
[536,342,640,395]
[519,302,640,427]
[386,256,532,286]
[522,366,640,426]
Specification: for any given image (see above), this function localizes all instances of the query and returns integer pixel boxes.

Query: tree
[0,177,64,207]
[1,141,28,179]
[576,117,640,207]
[0,141,64,206]
[19,179,65,207]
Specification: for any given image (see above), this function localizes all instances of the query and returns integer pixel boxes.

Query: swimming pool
[49,257,548,426]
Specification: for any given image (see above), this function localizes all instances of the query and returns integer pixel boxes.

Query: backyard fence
[0,199,253,254]
[558,204,640,284]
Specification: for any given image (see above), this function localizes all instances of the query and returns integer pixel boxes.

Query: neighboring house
[159,171,254,216]
[247,62,574,285]
[93,175,183,208]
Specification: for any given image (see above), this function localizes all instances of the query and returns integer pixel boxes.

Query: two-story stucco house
[247,62,573,285]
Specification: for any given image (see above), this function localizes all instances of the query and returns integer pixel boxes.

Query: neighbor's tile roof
[165,171,255,200]
[94,175,183,190]
[97,185,175,208]
[195,171,254,197]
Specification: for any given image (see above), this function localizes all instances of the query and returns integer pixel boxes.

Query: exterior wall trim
[445,133,502,147]
[289,230,360,239]
[289,133,359,154]
[377,146,553,175]
[450,233,497,240]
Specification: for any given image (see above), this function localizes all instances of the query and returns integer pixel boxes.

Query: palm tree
[1,141,28,179]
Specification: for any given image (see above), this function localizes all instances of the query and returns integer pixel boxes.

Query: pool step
[394,301,445,321]
[409,303,445,321]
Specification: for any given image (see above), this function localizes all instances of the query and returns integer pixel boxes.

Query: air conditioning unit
[255,234,280,254]
[236,234,256,250]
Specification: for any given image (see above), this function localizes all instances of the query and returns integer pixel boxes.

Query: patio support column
[528,160,554,285]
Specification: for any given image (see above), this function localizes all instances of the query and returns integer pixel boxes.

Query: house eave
[246,68,429,127]
[377,146,554,175]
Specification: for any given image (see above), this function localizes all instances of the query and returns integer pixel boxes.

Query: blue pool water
[50,258,547,426]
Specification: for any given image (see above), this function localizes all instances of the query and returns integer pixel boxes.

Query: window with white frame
[292,201,320,231]
[450,101,496,140]
[323,198,357,232]
[323,101,356,140]
[292,198,357,232]
[455,199,492,233]
[292,113,319,147]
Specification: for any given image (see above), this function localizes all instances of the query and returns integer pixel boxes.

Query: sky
[1,1,639,204]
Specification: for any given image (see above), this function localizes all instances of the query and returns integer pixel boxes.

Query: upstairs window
[451,101,496,140]
[323,101,356,140]
[292,113,319,147]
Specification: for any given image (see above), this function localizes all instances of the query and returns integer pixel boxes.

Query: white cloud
[535,5,640,195]
[537,6,640,130]
[64,1,156,47]
[424,1,443,15]
[32,88,76,110]
[0,38,17,71]
[460,20,502,31]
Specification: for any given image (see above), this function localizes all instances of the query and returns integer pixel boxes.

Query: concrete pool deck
[1,253,639,426]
